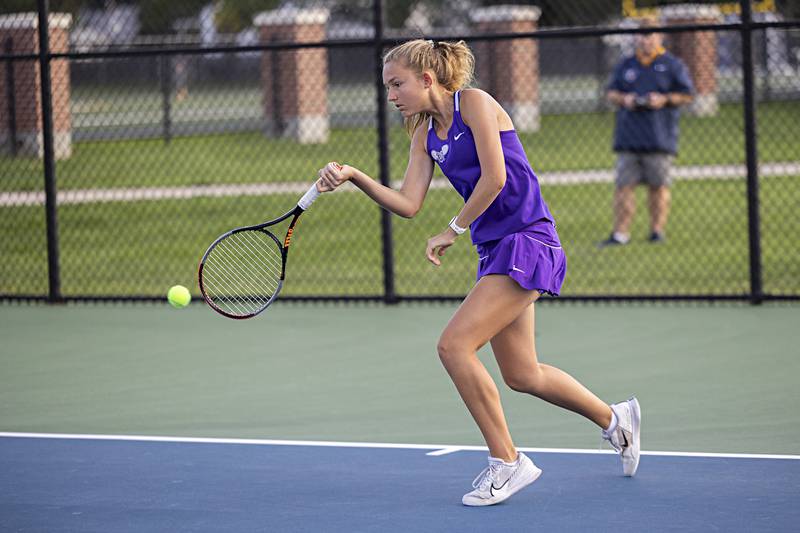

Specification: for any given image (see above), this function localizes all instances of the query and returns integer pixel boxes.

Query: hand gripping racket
[198,183,322,319]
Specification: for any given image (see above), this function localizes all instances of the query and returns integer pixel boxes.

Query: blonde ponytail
[383,39,475,136]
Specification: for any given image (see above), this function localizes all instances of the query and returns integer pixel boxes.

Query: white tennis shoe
[461,452,542,506]
[602,397,642,476]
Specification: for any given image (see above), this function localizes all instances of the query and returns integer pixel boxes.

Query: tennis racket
[198,182,323,319]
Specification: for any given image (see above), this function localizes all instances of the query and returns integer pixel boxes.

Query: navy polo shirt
[608,52,694,154]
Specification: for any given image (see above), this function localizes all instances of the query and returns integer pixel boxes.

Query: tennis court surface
[2,433,798,532]
[1,303,798,531]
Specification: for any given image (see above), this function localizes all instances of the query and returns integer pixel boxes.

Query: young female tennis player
[317,39,640,506]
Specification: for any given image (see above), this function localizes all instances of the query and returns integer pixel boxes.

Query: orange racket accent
[284,227,294,247]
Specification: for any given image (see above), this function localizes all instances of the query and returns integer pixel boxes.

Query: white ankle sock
[605,410,618,433]
[612,232,630,244]
[490,454,520,466]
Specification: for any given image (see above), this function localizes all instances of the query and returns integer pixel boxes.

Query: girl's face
[382,60,429,117]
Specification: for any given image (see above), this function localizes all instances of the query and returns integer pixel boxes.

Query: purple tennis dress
[427,91,567,296]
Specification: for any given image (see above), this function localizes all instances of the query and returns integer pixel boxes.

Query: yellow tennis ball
[167,285,191,308]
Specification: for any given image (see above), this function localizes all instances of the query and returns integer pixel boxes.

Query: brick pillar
[255,8,329,144]
[0,12,72,159]
[471,6,541,132]
[661,4,722,117]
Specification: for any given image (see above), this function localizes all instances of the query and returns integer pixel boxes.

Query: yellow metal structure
[622,0,775,18]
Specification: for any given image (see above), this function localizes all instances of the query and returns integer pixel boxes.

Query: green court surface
[1,302,798,455]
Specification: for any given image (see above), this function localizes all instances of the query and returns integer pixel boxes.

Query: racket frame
[198,186,317,319]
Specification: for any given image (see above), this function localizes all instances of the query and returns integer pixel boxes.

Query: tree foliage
[137,0,208,33]
[0,1,95,16]
[2,1,795,35]
[215,0,281,34]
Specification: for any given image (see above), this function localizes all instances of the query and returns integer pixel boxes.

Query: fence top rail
[1,19,798,62]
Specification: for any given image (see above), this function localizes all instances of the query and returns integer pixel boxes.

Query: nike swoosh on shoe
[489,478,510,497]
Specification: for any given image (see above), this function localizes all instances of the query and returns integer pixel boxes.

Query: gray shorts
[615,152,674,188]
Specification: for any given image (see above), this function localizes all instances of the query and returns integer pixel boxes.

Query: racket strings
[202,230,284,317]
[204,237,280,315]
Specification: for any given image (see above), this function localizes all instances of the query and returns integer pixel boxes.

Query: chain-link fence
[1,1,798,303]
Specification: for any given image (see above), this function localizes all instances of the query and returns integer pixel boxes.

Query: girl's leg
[437,275,541,463]
[491,302,613,429]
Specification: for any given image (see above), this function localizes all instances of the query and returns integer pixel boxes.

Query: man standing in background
[600,18,694,247]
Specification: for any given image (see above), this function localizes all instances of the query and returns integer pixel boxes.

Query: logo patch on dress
[430,144,449,163]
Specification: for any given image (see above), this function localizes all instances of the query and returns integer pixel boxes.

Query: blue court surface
[1,434,798,532]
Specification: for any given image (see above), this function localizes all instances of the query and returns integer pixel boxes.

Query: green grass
[2,176,797,297]
[525,100,800,171]
[2,101,798,192]
[1,99,797,297]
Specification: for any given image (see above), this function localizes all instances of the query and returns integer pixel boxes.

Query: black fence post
[740,0,763,305]
[37,0,62,303]
[373,0,397,304]
[4,37,18,156]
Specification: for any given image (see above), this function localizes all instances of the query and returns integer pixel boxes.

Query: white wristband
[449,216,467,235]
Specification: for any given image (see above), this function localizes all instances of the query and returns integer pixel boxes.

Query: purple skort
[476,231,567,296]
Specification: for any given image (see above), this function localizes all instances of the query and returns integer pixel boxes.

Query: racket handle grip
[298,183,321,211]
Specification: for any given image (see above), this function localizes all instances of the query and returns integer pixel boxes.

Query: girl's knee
[503,364,544,394]
[437,333,458,365]
[437,331,476,366]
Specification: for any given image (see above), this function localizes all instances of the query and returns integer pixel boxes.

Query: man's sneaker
[462,452,542,506]
[602,397,641,476]
[648,231,665,243]
[598,232,629,248]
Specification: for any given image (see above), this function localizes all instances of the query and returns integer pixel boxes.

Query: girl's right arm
[318,124,434,219]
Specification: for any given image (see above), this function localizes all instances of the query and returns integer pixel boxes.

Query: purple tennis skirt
[476,231,567,296]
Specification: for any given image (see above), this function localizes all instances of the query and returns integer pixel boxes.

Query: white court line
[426,447,463,456]
[1,432,798,461]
